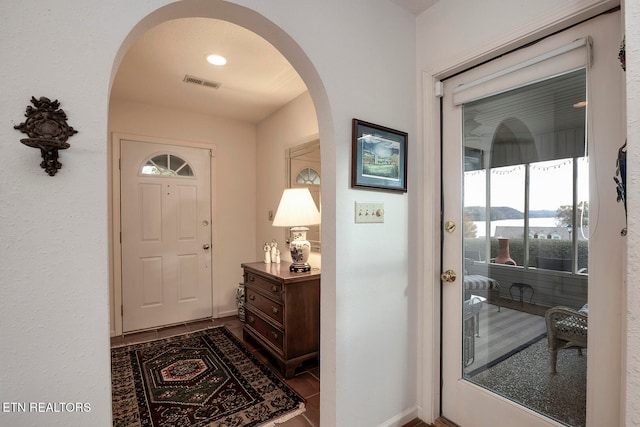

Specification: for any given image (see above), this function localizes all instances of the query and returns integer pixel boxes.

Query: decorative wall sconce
[14,96,77,176]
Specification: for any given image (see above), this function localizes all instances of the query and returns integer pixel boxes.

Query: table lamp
[272,188,321,272]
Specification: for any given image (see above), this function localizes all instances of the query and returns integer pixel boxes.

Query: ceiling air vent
[183,75,222,89]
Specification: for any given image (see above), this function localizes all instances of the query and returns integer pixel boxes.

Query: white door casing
[440,11,623,426]
[120,139,213,332]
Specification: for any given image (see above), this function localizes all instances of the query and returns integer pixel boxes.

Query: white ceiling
[111,18,309,124]
[390,0,439,15]
[111,2,439,124]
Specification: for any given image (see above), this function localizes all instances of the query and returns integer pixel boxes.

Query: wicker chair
[545,305,588,374]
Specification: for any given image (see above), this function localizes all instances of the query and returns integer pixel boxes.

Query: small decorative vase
[495,238,516,265]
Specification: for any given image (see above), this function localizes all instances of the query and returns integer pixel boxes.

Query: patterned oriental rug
[111,327,305,427]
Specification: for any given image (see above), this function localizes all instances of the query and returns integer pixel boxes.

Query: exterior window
[141,154,194,177]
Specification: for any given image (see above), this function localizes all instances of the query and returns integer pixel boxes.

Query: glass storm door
[440,11,624,427]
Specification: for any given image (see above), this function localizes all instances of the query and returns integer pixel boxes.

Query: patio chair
[545,304,588,374]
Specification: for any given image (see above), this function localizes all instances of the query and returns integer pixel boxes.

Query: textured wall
[625,0,640,423]
[0,1,417,426]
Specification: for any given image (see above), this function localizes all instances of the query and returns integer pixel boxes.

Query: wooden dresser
[241,261,320,378]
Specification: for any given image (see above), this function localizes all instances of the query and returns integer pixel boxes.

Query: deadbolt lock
[441,269,457,283]
[444,221,456,233]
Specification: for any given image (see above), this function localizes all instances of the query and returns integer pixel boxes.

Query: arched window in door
[296,167,320,185]
[140,153,194,177]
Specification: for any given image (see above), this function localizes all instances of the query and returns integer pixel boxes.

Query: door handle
[203,244,210,250]
[441,270,457,282]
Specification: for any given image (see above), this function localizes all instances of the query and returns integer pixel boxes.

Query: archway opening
[107,2,335,425]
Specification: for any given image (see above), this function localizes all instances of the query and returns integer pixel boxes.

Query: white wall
[255,91,320,268]
[108,99,258,326]
[624,0,640,424]
[416,0,630,424]
[0,1,417,426]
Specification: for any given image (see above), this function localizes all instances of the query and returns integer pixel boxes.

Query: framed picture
[351,119,407,192]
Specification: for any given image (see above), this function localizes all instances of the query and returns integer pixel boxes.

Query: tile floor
[110,316,320,427]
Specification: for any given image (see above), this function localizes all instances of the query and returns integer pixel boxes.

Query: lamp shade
[272,188,320,227]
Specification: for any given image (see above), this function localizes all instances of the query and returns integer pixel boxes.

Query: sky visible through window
[465,157,588,211]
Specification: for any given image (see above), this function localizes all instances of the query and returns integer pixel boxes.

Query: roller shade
[453,37,592,106]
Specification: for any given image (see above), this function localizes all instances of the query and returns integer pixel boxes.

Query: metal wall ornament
[14,96,78,176]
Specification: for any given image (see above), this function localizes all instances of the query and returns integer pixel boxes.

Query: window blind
[453,37,592,106]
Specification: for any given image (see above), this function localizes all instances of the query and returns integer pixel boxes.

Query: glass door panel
[461,69,588,427]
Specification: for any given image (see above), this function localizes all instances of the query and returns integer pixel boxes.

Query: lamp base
[288,227,312,273]
[290,263,311,273]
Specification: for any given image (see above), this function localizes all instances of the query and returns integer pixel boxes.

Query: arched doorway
[108,1,335,424]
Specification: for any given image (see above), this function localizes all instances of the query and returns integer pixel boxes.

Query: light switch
[355,202,384,223]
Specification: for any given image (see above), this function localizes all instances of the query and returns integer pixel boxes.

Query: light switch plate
[355,202,384,223]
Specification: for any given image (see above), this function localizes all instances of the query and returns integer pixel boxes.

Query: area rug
[111,326,305,427]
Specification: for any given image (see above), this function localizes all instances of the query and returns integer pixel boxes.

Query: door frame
[420,2,622,424]
[110,132,219,336]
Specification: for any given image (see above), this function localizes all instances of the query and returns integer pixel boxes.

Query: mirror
[286,139,321,252]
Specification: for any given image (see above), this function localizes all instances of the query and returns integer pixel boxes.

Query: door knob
[203,244,210,250]
[441,269,457,282]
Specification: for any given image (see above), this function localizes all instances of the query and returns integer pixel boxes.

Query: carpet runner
[111,326,305,427]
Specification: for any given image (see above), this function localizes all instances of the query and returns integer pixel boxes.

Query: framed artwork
[351,119,407,193]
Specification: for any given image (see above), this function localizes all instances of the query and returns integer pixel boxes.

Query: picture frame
[351,119,407,193]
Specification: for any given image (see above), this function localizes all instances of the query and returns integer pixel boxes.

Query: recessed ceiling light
[206,54,227,66]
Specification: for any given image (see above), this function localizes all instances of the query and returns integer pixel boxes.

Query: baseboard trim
[378,406,420,427]
[217,309,239,318]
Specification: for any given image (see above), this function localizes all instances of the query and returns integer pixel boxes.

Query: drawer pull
[271,285,279,292]
[249,294,255,301]
[249,276,255,282]
[270,331,279,340]
[271,306,279,314]
[248,316,254,323]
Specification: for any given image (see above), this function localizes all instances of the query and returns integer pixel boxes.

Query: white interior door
[121,139,213,332]
[441,11,624,427]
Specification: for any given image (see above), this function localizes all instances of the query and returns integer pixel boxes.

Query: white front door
[441,11,624,426]
[121,139,213,332]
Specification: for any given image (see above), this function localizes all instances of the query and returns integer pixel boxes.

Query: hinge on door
[120,231,122,243]
[121,305,123,316]
[119,158,121,170]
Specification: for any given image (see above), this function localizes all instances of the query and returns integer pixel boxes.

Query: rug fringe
[256,402,306,427]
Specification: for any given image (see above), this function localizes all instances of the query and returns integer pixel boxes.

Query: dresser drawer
[245,288,284,325]
[245,271,282,299]
[245,308,284,351]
